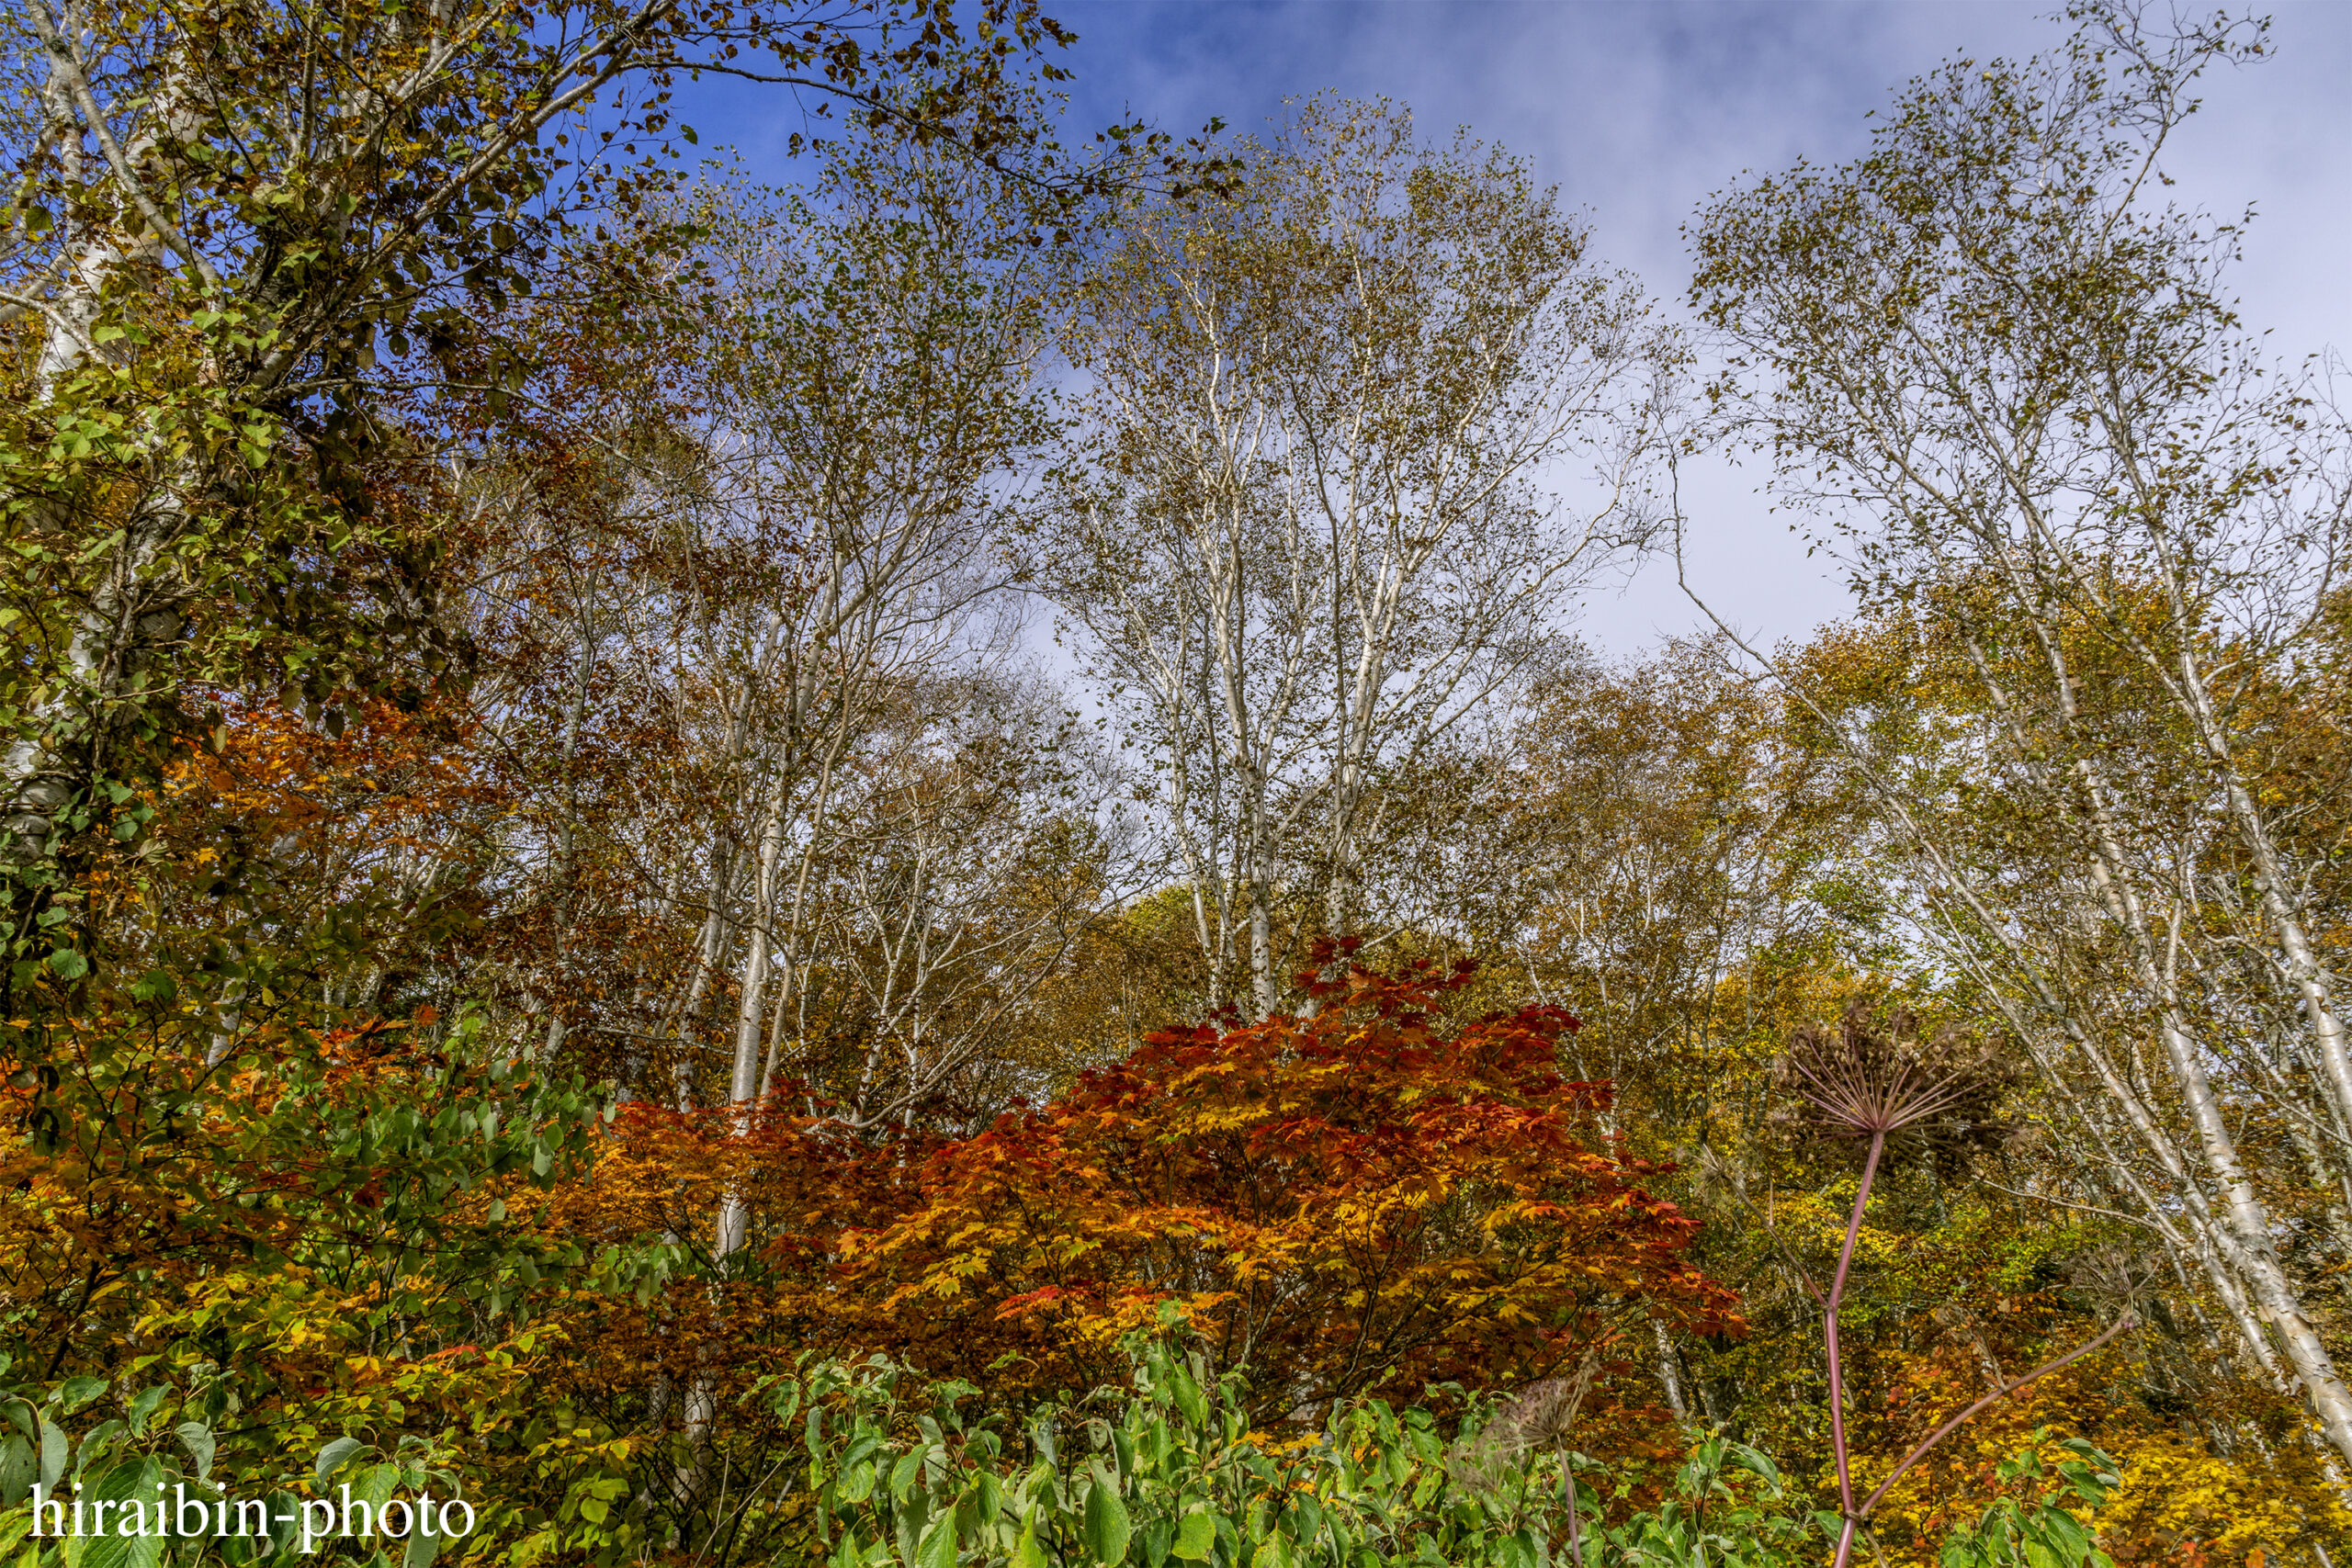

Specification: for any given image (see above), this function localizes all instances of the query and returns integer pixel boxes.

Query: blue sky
[689,1,2352,658]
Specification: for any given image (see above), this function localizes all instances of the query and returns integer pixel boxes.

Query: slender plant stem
[1551,1354,1599,1568]
[1856,1313,2136,1519]
[1562,1456,1585,1568]
[1826,1130,1887,1568]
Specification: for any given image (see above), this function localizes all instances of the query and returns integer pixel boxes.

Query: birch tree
[557,151,1056,1516]
[799,670,1120,1132]
[696,147,1048,1140]
[1048,96,1666,1019]
[1688,4,2352,1465]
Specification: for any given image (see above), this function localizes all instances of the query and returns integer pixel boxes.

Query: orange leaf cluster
[541,962,1746,1436]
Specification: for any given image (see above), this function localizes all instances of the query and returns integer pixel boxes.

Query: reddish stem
[1826,1129,1885,1568]
[1563,1463,1585,1568]
[1818,1131,2134,1568]
[1857,1313,2135,1520]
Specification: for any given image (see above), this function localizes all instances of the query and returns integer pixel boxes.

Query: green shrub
[1,1330,2122,1568]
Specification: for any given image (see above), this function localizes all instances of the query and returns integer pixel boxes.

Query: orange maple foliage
[528,955,1747,1459]
[842,953,1747,1420]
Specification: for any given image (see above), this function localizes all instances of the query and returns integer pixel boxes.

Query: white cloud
[689,2,2352,658]
[1040,0,2352,656]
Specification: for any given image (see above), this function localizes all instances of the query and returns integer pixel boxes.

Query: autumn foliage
[531,953,1741,1443]
[17,2,2352,1563]
[852,952,1745,1414]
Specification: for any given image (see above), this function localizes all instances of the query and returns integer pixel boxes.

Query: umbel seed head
[1771,1006,2015,1178]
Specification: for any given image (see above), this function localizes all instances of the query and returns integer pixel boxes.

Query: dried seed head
[1448,1359,1600,1494]
[1771,1006,2015,1179]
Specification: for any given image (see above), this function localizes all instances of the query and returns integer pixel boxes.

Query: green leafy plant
[1937,1437,2120,1568]
[0,1359,465,1568]
[711,1329,2127,1568]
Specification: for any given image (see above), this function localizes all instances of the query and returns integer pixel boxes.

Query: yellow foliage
[2098,1430,2352,1562]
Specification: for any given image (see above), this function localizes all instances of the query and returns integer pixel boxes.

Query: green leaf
[1723,1443,1782,1492]
[402,1512,443,1568]
[2036,1509,2094,1561]
[1170,1370,1207,1432]
[916,1517,959,1568]
[0,1435,33,1507]
[1082,1468,1131,1566]
[175,1422,215,1483]
[59,1377,107,1413]
[65,1458,165,1568]
[896,1488,932,1568]
[37,1415,64,1490]
[352,1461,400,1515]
[125,1387,165,1438]
[315,1436,367,1484]
[1173,1514,1216,1562]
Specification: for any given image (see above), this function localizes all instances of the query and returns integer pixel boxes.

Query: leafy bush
[682,1332,2110,1568]
[0,1322,2126,1568]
